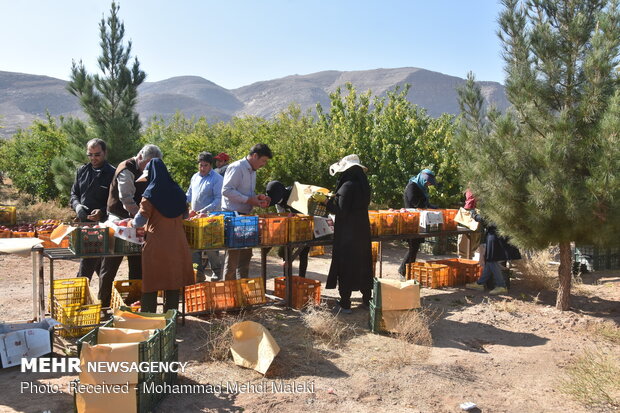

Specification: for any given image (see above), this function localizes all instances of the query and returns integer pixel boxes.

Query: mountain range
[0,67,508,138]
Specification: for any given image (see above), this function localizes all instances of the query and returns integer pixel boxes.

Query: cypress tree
[67,1,145,165]
[457,0,620,310]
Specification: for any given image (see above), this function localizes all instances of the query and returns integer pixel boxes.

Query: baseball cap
[214,152,230,162]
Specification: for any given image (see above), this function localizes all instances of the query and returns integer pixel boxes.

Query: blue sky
[0,0,506,89]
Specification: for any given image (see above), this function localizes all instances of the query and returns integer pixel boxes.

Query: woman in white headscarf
[325,155,373,313]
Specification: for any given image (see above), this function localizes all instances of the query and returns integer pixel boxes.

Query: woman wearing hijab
[325,155,373,314]
[131,158,195,313]
[398,168,437,278]
[265,180,310,278]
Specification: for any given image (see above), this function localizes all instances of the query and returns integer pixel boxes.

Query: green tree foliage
[0,116,68,201]
[457,0,620,310]
[141,83,462,206]
[66,1,145,165]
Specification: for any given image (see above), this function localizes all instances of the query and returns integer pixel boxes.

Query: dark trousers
[277,246,310,277]
[77,258,102,280]
[338,288,372,310]
[398,239,423,276]
[81,256,142,307]
[141,290,179,313]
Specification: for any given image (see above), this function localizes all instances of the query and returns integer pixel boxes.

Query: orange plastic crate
[378,211,400,235]
[398,211,420,234]
[259,215,289,245]
[11,231,35,238]
[440,209,459,231]
[430,258,482,284]
[0,230,11,238]
[288,214,314,242]
[184,280,238,313]
[37,230,70,248]
[406,262,451,288]
[237,278,266,307]
[110,279,143,310]
[309,245,325,257]
[371,241,379,276]
[274,276,321,309]
[368,211,381,236]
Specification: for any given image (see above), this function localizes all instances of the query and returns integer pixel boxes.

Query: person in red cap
[214,152,230,176]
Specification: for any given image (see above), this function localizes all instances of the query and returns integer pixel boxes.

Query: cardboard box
[0,319,58,368]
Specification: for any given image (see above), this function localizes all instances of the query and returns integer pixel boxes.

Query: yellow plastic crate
[50,277,89,309]
[53,299,101,338]
[237,278,266,307]
[0,206,16,225]
[110,279,143,310]
[183,215,225,249]
[288,214,314,242]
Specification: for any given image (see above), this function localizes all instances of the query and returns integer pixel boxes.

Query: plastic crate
[273,276,321,309]
[398,211,420,235]
[368,212,380,236]
[51,277,90,308]
[183,215,225,249]
[0,230,10,238]
[36,230,70,248]
[309,245,325,257]
[371,241,379,277]
[114,237,143,254]
[308,199,328,217]
[115,308,177,362]
[406,262,451,288]
[184,280,239,312]
[378,211,400,235]
[441,209,459,231]
[259,215,289,246]
[237,278,267,307]
[70,226,110,255]
[224,215,259,248]
[53,299,101,338]
[429,258,482,284]
[11,231,35,238]
[288,214,314,242]
[0,206,16,225]
[77,325,162,384]
[110,280,143,310]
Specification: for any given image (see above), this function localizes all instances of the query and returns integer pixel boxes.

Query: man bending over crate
[186,151,224,281]
[221,144,273,280]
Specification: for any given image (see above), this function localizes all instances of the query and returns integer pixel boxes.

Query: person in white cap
[325,154,373,313]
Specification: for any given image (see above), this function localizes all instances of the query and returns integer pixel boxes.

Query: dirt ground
[0,242,619,413]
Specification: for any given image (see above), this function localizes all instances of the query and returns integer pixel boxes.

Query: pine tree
[457,0,620,310]
[67,1,145,165]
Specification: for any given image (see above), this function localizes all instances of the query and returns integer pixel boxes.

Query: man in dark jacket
[70,138,115,282]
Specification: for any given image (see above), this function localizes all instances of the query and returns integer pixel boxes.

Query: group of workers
[71,138,519,314]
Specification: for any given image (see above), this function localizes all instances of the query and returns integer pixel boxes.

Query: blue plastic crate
[225,215,259,248]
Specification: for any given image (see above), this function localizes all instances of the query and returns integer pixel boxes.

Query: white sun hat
[329,154,368,176]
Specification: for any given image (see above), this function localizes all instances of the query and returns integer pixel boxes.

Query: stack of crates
[70,226,110,256]
[183,215,225,249]
[370,277,421,333]
[184,278,266,313]
[51,278,101,337]
[406,262,451,288]
[273,276,321,309]
[429,258,482,285]
[74,309,177,413]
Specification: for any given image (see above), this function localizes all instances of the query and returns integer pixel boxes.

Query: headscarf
[336,165,371,206]
[408,168,436,198]
[141,158,187,218]
[266,180,289,207]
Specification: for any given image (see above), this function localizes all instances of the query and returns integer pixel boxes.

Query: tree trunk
[556,241,572,311]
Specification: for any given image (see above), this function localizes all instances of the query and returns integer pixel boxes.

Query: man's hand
[188,210,198,218]
[87,209,103,222]
[75,204,90,222]
[247,196,263,207]
[257,194,270,208]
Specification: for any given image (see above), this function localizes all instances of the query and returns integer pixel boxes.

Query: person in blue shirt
[186,152,224,281]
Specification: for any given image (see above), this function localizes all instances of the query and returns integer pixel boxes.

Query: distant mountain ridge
[0,67,508,137]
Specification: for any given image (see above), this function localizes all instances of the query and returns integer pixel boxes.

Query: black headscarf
[142,158,187,218]
[336,165,370,205]
[266,180,287,206]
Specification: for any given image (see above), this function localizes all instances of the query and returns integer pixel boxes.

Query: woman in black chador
[325,155,373,314]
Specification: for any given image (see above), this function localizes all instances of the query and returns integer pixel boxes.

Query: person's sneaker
[333,304,352,314]
[489,287,508,295]
[466,282,485,291]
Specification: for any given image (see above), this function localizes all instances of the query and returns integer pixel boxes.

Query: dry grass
[196,313,245,361]
[512,249,558,291]
[301,303,357,347]
[560,348,620,409]
[1,178,74,223]
[588,321,620,345]
[491,298,520,313]
[393,310,433,346]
